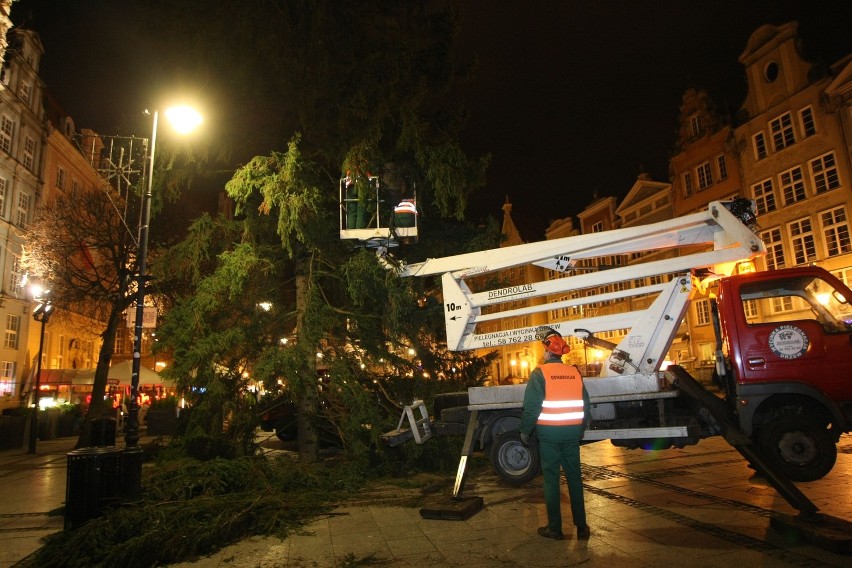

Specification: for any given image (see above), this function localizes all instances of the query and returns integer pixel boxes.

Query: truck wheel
[489,431,540,485]
[758,415,836,482]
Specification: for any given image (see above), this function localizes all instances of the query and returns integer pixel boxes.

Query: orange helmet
[537,326,570,355]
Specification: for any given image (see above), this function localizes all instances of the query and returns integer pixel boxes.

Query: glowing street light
[124,105,202,498]
[27,285,52,454]
[164,105,203,134]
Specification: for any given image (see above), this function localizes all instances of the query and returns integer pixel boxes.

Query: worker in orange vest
[520,326,591,541]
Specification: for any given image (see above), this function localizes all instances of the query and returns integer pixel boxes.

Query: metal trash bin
[65,447,123,529]
[90,418,117,446]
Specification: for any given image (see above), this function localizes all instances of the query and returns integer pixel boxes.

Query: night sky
[10,0,852,241]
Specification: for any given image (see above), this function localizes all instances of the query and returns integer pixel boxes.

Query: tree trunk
[75,300,125,448]
[295,270,319,464]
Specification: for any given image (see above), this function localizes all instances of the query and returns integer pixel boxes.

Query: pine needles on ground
[26,454,366,568]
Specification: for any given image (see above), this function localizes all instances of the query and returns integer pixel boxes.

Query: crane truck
[383,198,852,516]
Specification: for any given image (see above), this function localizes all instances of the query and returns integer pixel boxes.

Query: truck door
[733,271,852,403]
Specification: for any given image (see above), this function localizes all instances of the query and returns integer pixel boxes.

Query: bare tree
[24,182,138,447]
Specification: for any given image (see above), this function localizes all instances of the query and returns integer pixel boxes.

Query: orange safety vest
[536,363,585,426]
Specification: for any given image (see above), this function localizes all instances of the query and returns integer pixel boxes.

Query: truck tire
[758,415,836,482]
[489,431,540,485]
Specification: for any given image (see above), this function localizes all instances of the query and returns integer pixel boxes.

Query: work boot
[577,525,591,539]
[537,527,564,540]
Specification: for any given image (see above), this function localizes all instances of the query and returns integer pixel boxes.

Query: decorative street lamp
[27,286,52,454]
[123,106,202,499]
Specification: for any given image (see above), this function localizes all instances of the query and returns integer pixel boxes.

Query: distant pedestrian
[519,326,591,540]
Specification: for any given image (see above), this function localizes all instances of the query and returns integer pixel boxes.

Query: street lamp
[123,106,202,498]
[27,287,52,454]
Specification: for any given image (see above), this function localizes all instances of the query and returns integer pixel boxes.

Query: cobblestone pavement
[2,432,850,567]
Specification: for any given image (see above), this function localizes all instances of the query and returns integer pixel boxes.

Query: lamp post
[124,106,201,499]
[27,290,52,454]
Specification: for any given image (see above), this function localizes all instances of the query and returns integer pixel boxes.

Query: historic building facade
[0,12,109,412]
[26,95,109,406]
[667,88,747,381]
[472,198,547,384]
[0,23,44,411]
[734,23,852,284]
[529,22,851,381]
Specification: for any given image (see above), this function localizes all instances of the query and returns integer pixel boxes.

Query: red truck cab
[717,265,852,480]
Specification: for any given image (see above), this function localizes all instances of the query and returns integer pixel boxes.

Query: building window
[19,83,31,103]
[569,292,580,317]
[753,131,767,160]
[743,299,758,320]
[752,179,777,215]
[114,330,125,353]
[761,228,786,270]
[0,115,13,153]
[770,111,795,152]
[4,314,19,349]
[71,179,80,196]
[58,334,66,368]
[689,113,702,139]
[833,268,852,287]
[83,340,94,367]
[771,296,794,313]
[799,106,816,137]
[716,155,728,180]
[697,342,715,364]
[591,221,603,233]
[16,191,30,227]
[683,171,694,196]
[810,152,840,194]
[697,162,713,190]
[779,166,806,206]
[0,177,6,218]
[23,136,34,171]
[56,166,66,189]
[695,299,711,325]
[0,361,15,399]
[9,253,23,292]
[788,217,817,265]
[821,206,852,258]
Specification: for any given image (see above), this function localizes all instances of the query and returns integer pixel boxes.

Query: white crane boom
[402,200,764,380]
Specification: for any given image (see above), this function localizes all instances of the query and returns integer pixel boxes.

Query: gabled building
[668,88,747,380]
[542,193,624,373]
[617,176,694,372]
[670,88,743,217]
[735,22,852,281]
[576,194,618,235]
[616,174,673,226]
[23,95,109,407]
[473,198,547,384]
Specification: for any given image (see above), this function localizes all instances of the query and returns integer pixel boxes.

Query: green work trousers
[538,424,586,534]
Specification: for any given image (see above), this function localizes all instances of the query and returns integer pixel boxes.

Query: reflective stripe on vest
[537,363,585,426]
